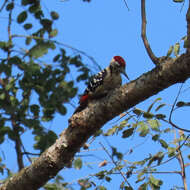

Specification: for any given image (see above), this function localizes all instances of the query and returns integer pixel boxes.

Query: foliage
[64,98,190,190]
[0,0,90,179]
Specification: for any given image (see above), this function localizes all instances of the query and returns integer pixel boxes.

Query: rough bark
[1,54,190,190]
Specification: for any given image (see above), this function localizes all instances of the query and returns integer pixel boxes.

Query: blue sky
[0,0,190,189]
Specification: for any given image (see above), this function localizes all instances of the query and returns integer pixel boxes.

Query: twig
[167,83,190,132]
[0,0,8,12]
[7,0,13,60]
[11,117,24,171]
[141,0,159,65]
[11,34,102,71]
[134,170,181,175]
[123,0,130,11]
[162,118,190,133]
[22,152,40,156]
[150,134,190,169]
[186,0,190,54]
[21,144,33,163]
[169,83,183,122]
[99,142,132,188]
[180,0,185,13]
[176,138,187,190]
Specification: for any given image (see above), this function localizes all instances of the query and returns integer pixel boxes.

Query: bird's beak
[122,69,130,80]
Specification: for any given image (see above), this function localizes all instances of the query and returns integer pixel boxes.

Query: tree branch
[176,143,187,190]
[141,0,159,65]
[99,142,132,188]
[11,117,24,171]
[186,0,190,54]
[2,54,190,189]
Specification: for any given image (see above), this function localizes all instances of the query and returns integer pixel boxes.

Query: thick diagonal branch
[141,0,159,65]
[2,54,190,190]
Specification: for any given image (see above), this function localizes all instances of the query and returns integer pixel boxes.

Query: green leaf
[74,158,82,170]
[28,42,55,59]
[17,11,27,23]
[174,42,180,57]
[111,146,123,160]
[166,45,173,57]
[33,130,57,152]
[138,183,148,190]
[149,175,163,188]
[176,101,190,107]
[137,122,149,137]
[155,103,166,111]
[22,0,33,5]
[30,104,40,116]
[49,29,58,38]
[40,19,52,32]
[0,93,6,100]
[0,41,11,51]
[6,2,14,11]
[176,101,185,107]
[156,152,164,165]
[0,127,11,143]
[173,0,184,2]
[143,112,154,119]
[147,119,160,131]
[168,147,176,157]
[147,98,161,113]
[155,114,166,119]
[98,186,107,190]
[26,37,32,45]
[124,186,133,190]
[105,176,111,182]
[57,105,66,115]
[159,139,168,149]
[8,56,22,65]
[53,54,60,62]
[50,11,59,20]
[122,128,134,138]
[152,134,159,141]
[133,108,143,116]
[104,126,117,136]
[24,23,32,30]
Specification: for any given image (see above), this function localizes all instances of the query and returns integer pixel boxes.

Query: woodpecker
[74,56,129,113]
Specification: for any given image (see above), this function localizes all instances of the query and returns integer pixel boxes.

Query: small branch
[11,117,24,171]
[167,83,190,132]
[123,0,130,11]
[11,34,101,71]
[7,0,13,60]
[169,83,183,122]
[150,134,190,169]
[99,142,132,188]
[184,162,190,167]
[141,0,159,65]
[176,135,187,190]
[22,152,40,156]
[162,118,190,133]
[0,0,8,12]
[134,170,181,175]
[21,144,33,163]
[186,0,190,54]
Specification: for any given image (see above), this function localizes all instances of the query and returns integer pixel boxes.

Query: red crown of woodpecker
[113,56,126,68]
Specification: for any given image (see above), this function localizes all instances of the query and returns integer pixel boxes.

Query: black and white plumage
[84,68,107,94]
[74,56,129,113]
